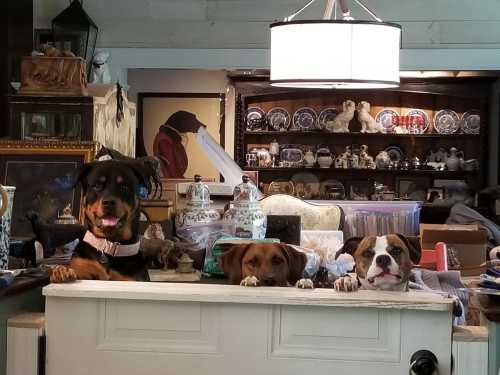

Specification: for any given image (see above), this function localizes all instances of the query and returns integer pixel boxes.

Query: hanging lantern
[52,0,98,74]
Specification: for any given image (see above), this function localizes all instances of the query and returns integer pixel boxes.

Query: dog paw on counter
[334,275,359,292]
[295,278,314,289]
[50,265,78,283]
[240,276,260,287]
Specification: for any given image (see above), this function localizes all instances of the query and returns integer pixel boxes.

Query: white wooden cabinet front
[43,281,453,375]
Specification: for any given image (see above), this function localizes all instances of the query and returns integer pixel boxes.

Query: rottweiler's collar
[83,231,140,257]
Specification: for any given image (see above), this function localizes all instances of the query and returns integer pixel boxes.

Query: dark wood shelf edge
[244,131,481,138]
[242,167,477,176]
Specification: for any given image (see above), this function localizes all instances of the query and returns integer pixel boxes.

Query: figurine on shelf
[446,147,464,171]
[358,101,384,133]
[337,146,358,169]
[269,139,280,167]
[375,150,391,169]
[303,148,316,168]
[426,147,447,170]
[325,100,355,133]
[359,145,376,169]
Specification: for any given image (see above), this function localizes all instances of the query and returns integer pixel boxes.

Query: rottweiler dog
[50,160,153,283]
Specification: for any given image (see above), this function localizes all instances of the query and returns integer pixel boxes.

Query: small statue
[358,101,384,133]
[326,100,355,133]
[375,151,391,169]
[338,146,358,169]
[90,50,111,84]
[359,145,376,169]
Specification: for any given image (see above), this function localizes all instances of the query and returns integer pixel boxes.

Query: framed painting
[137,93,225,181]
[0,141,97,239]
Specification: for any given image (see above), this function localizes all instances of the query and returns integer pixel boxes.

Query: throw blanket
[410,268,467,325]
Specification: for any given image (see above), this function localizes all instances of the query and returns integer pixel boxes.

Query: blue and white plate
[375,108,399,134]
[266,107,290,131]
[292,107,317,131]
[461,110,481,134]
[434,109,460,134]
[246,107,266,131]
[317,108,338,130]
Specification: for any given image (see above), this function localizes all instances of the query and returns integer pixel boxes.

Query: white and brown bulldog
[334,234,421,292]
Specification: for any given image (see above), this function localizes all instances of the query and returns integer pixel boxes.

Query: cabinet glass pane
[20,112,82,140]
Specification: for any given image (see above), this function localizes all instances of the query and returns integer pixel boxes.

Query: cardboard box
[420,224,488,276]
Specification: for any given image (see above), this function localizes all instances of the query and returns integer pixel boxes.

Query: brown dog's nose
[261,275,276,286]
[376,255,391,269]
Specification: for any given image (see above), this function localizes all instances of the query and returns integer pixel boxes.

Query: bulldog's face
[353,234,419,291]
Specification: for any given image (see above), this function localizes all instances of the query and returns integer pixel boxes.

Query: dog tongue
[102,217,119,227]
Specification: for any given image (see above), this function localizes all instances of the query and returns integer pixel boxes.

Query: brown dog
[219,242,313,288]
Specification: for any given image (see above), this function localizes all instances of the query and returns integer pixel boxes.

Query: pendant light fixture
[270,0,401,89]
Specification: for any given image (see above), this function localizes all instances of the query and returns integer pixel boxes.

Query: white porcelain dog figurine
[358,101,384,133]
[326,100,355,133]
[90,50,111,84]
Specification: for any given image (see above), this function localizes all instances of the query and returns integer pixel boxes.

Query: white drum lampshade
[270,20,401,89]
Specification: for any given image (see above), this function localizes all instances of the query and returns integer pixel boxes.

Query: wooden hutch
[231,71,495,201]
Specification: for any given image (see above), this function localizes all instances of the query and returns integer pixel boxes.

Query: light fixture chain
[284,0,317,22]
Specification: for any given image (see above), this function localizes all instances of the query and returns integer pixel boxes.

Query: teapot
[316,147,333,168]
[446,147,464,171]
[303,149,316,168]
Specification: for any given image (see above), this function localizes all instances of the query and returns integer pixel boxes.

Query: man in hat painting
[153,111,206,178]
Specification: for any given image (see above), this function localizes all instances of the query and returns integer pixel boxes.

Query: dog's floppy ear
[335,237,362,259]
[218,244,250,285]
[126,160,154,198]
[342,101,347,112]
[279,244,307,284]
[74,162,98,192]
[395,233,421,264]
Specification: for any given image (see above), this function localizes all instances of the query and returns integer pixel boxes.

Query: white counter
[43,281,453,375]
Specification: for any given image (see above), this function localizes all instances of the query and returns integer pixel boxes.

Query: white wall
[34,0,500,184]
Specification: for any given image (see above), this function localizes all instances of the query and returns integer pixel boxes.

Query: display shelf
[242,166,477,178]
[244,131,480,139]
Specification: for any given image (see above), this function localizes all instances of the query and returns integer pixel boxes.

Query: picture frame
[426,187,444,202]
[396,177,430,200]
[137,93,225,181]
[0,141,97,238]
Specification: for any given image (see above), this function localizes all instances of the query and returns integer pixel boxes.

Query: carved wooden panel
[269,305,401,362]
[97,300,221,354]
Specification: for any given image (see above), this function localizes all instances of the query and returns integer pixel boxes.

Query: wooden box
[19,56,87,96]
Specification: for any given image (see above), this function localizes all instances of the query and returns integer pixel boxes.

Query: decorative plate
[320,179,345,200]
[317,108,338,130]
[375,109,399,134]
[433,109,460,134]
[266,107,290,131]
[384,145,405,162]
[461,110,481,134]
[268,180,295,196]
[292,107,318,131]
[246,107,266,131]
[404,109,430,134]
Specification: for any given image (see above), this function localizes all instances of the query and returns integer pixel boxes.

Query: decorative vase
[446,147,464,171]
[175,175,221,230]
[316,147,333,168]
[303,150,316,168]
[0,185,15,270]
[223,176,266,239]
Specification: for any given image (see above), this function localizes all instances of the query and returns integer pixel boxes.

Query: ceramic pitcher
[0,185,15,270]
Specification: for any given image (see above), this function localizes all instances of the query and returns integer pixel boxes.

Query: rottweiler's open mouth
[96,215,125,229]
